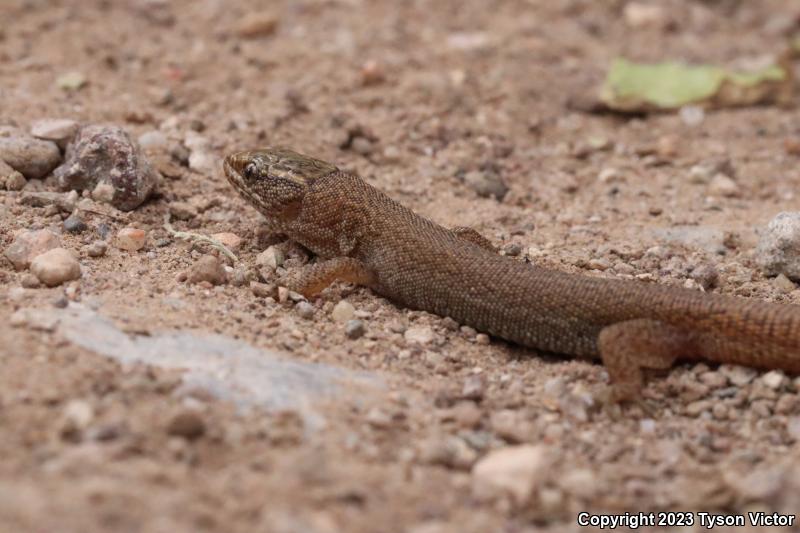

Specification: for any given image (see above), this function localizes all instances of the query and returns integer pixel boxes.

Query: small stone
[295,301,315,319]
[211,232,242,251]
[475,333,490,345]
[756,212,800,280]
[774,274,796,293]
[462,375,485,401]
[63,214,87,234]
[351,136,374,156]
[116,228,147,251]
[360,60,386,86]
[250,282,275,298]
[277,286,290,303]
[188,255,227,285]
[761,370,786,390]
[365,407,393,429]
[685,400,712,417]
[490,410,530,443]
[2,166,26,190]
[4,229,60,270]
[30,248,81,287]
[54,124,159,211]
[623,2,665,27]
[91,181,115,204]
[236,11,279,38]
[166,409,206,440]
[463,170,508,200]
[169,201,197,220]
[62,400,94,431]
[451,401,482,429]
[30,118,79,149]
[229,267,249,287]
[256,246,285,270]
[690,264,718,291]
[719,364,758,386]
[137,130,168,151]
[20,273,40,288]
[20,190,78,212]
[419,435,477,470]
[0,126,62,179]
[331,300,355,322]
[708,173,739,197]
[679,106,705,127]
[56,71,87,91]
[597,167,620,183]
[502,243,522,256]
[86,240,108,257]
[404,326,435,345]
[345,319,365,339]
[471,445,549,505]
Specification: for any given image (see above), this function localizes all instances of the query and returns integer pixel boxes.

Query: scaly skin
[224,147,800,400]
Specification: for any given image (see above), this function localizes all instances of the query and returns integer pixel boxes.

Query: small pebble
[679,105,705,127]
[166,409,206,440]
[188,255,227,285]
[690,264,718,291]
[250,282,276,298]
[30,118,79,149]
[137,130,169,151]
[471,445,549,505]
[0,126,62,179]
[236,11,279,38]
[345,319,366,339]
[295,301,315,319]
[63,214,87,234]
[86,240,108,257]
[331,300,355,322]
[462,375,485,401]
[707,173,739,197]
[30,247,81,287]
[360,60,386,86]
[116,228,147,251]
[20,273,41,288]
[463,169,508,200]
[761,370,787,390]
[56,71,87,91]
[256,246,285,270]
[211,232,242,251]
[3,229,60,270]
[404,326,435,345]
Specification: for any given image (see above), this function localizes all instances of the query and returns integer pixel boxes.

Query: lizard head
[223,148,338,221]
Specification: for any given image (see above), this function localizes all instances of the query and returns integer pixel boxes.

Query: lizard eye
[244,163,258,180]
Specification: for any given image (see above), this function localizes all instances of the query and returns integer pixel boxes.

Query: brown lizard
[223,147,800,400]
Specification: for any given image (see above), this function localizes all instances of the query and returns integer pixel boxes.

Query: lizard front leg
[598,319,695,402]
[287,257,376,298]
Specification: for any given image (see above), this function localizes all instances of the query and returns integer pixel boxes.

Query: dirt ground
[3,0,800,532]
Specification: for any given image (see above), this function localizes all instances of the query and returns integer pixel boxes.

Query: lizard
[223,147,800,401]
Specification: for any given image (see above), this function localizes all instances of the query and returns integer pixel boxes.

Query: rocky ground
[3,0,800,532]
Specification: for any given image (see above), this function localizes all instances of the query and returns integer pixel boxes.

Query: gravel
[4,229,60,270]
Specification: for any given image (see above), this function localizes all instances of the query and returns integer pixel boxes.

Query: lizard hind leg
[451,226,497,252]
[598,319,695,403]
[287,257,376,298]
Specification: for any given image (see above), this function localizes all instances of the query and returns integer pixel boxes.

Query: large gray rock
[46,305,384,427]
[53,124,159,211]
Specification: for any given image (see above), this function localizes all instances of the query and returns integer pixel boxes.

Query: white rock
[471,444,549,505]
[63,399,94,430]
[707,173,739,197]
[761,370,786,390]
[331,300,355,322]
[623,2,665,27]
[188,151,217,174]
[138,130,168,151]
[30,248,81,287]
[679,105,705,127]
[3,229,60,270]
[756,212,800,280]
[30,118,79,149]
[91,181,116,204]
[116,228,147,251]
[256,246,285,270]
[404,326,435,345]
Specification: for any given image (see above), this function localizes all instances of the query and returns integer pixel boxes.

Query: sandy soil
[2,0,800,531]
